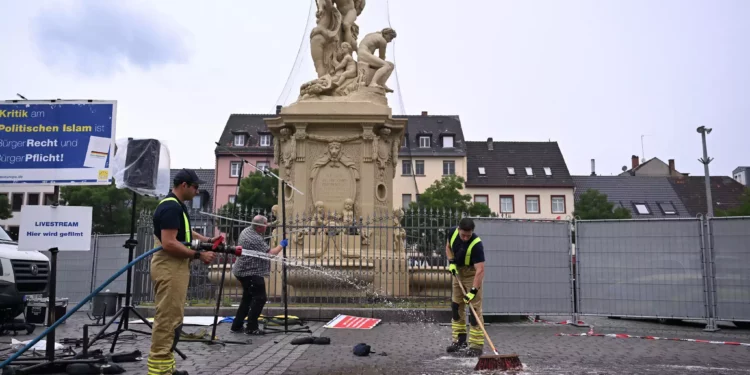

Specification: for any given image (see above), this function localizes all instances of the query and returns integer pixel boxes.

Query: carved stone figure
[342,198,355,226]
[330,42,358,88]
[372,127,398,180]
[310,142,361,182]
[393,208,406,252]
[274,128,296,176]
[357,28,397,92]
[310,201,326,234]
[335,0,366,52]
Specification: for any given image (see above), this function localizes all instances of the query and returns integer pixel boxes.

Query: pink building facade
[213,113,277,210]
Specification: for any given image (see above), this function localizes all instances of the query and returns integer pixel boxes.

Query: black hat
[174,168,205,186]
[353,343,372,356]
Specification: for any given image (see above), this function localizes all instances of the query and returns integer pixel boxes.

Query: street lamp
[697,126,714,217]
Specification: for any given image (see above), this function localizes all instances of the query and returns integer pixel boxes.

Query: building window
[415,160,425,175]
[442,135,454,148]
[478,167,486,176]
[230,162,242,177]
[402,136,408,147]
[402,194,412,208]
[419,136,430,148]
[11,193,23,212]
[544,167,552,176]
[500,195,514,213]
[474,195,488,206]
[260,134,272,147]
[551,196,565,214]
[402,160,412,175]
[256,161,270,172]
[192,195,202,210]
[27,193,40,206]
[658,202,676,215]
[233,134,245,147]
[507,167,515,175]
[43,193,55,205]
[192,226,206,236]
[525,196,540,214]
[416,194,420,202]
[228,195,237,204]
[633,202,651,215]
[443,161,455,175]
[525,167,533,176]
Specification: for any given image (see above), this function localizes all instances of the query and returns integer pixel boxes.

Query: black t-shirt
[446,226,485,267]
[153,192,191,243]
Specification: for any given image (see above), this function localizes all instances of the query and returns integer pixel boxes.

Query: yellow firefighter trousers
[147,238,190,375]
[451,267,484,349]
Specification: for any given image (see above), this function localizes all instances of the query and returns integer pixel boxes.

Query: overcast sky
[1,0,747,178]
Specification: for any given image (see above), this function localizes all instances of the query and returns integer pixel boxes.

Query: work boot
[173,370,189,375]
[446,334,467,353]
[245,328,266,336]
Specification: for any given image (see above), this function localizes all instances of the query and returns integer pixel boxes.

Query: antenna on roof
[641,134,649,163]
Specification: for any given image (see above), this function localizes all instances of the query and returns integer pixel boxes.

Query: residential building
[733,166,750,186]
[464,139,575,220]
[0,185,57,240]
[619,155,688,177]
[214,113,277,210]
[668,176,747,216]
[572,176,691,218]
[168,168,215,235]
[394,111,467,208]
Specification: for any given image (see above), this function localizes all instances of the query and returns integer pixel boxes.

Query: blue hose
[0,245,164,369]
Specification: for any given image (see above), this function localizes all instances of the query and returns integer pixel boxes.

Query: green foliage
[236,168,279,213]
[573,189,632,220]
[408,175,495,217]
[0,195,11,220]
[60,181,159,234]
[716,188,750,217]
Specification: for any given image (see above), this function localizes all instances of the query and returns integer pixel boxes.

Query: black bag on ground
[66,363,125,374]
[353,343,373,356]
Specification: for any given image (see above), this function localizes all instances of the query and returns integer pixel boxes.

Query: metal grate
[10,259,49,293]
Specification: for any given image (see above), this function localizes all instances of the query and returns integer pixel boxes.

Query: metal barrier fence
[709,216,750,323]
[44,233,130,310]
[575,218,708,320]
[475,218,574,316]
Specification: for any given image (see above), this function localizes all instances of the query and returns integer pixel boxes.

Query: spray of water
[233,249,445,326]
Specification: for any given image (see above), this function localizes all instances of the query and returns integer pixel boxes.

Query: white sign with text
[18,206,93,251]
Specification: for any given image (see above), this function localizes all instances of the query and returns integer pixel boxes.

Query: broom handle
[454,273,499,355]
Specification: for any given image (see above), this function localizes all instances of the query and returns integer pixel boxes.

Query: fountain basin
[286,258,375,297]
[409,266,452,297]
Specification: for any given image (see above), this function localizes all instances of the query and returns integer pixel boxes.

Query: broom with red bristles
[453,275,523,372]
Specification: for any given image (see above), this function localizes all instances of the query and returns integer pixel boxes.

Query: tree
[0,195,11,220]
[60,181,159,234]
[716,187,750,217]
[573,189,632,220]
[235,168,279,213]
[408,175,495,217]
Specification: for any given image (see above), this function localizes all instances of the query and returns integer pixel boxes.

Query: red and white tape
[557,328,750,347]
[529,316,588,326]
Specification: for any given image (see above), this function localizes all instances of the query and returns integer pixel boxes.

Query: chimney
[487,137,493,151]
[275,105,282,114]
[668,159,675,175]
[590,159,596,176]
[421,111,428,116]
[631,155,640,170]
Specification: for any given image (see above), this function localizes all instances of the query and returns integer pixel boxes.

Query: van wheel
[657,318,681,325]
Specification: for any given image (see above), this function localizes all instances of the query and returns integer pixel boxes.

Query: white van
[0,226,50,318]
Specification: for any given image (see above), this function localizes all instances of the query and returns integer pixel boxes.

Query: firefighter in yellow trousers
[148,169,218,375]
[445,218,486,357]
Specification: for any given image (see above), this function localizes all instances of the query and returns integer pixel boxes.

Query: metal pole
[697,126,714,217]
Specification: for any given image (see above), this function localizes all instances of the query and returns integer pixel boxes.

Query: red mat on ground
[324,314,381,329]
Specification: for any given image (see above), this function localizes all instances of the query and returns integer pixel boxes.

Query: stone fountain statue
[302,0,397,103]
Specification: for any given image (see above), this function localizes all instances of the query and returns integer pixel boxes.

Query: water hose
[0,245,164,369]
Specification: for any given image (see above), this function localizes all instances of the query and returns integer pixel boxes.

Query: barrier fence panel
[475,218,573,316]
[44,236,99,309]
[576,218,707,320]
[709,216,750,323]
[91,234,131,295]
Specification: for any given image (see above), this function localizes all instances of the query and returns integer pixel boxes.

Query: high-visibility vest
[450,228,482,266]
[157,197,191,243]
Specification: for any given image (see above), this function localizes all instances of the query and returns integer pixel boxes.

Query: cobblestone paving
[1,313,749,374]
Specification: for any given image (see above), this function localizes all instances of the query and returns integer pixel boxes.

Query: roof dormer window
[544,167,552,176]
[507,167,515,175]
[525,167,533,176]
[478,167,486,176]
[419,136,430,148]
[233,134,245,147]
[442,135,454,148]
